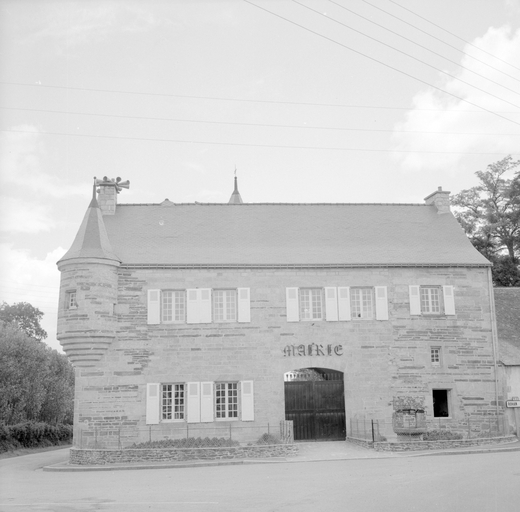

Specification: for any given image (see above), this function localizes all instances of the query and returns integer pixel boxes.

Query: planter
[393,409,427,435]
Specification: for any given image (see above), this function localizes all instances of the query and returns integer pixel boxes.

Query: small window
[350,288,374,319]
[162,291,186,323]
[421,287,441,314]
[431,347,441,366]
[432,389,450,417]
[215,382,238,419]
[299,288,323,321]
[161,383,185,421]
[67,291,77,309]
[213,290,237,322]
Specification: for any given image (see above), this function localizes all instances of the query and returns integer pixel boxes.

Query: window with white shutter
[241,381,254,421]
[147,289,161,325]
[187,382,201,423]
[338,287,351,321]
[286,287,299,322]
[375,286,389,320]
[146,383,160,424]
[325,287,339,322]
[237,288,251,323]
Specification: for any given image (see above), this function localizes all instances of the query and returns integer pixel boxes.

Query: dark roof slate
[100,202,489,267]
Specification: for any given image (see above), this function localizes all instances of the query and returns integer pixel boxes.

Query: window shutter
[200,381,214,423]
[443,286,456,315]
[145,383,160,424]
[241,381,254,421]
[375,286,389,320]
[187,382,201,423]
[338,287,351,321]
[286,287,299,322]
[409,285,421,315]
[324,287,339,322]
[199,288,212,323]
[237,288,251,323]
[186,289,200,324]
[147,289,161,325]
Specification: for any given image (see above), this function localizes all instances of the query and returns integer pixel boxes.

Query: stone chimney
[96,176,130,215]
[424,186,451,214]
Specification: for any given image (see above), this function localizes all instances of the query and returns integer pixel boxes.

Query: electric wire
[387,0,520,74]
[2,106,518,136]
[361,0,520,84]
[293,0,520,109]
[242,0,520,127]
[325,0,520,98]
[1,128,513,155]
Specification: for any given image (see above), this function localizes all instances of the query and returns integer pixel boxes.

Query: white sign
[506,400,520,408]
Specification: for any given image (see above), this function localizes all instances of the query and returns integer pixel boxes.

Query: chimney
[424,186,451,214]
[96,176,130,215]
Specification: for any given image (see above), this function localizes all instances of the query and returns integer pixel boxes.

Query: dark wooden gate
[284,371,346,441]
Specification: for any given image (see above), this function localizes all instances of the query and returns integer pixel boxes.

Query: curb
[42,441,520,472]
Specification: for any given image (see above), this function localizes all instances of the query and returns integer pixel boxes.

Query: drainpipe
[487,267,501,426]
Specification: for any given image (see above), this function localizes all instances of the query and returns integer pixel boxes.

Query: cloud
[0,196,54,233]
[0,243,65,352]
[392,24,520,172]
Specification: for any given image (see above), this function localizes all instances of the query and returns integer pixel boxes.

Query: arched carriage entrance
[284,368,346,441]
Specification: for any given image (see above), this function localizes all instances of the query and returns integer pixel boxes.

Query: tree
[451,156,520,286]
[0,302,47,341]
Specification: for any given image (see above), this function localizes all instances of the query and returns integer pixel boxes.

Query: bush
[0,421,73,453]
[128,437,240,449]
[422,430,463,441]
[256,433,281,445]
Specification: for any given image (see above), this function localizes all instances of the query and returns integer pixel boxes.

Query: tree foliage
[0,302,47,341]
[451,156,520,286]
[0,323,74,425]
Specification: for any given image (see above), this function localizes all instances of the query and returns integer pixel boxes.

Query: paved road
[0,448,519,511]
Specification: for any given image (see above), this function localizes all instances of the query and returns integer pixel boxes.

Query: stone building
[57,178,502,447]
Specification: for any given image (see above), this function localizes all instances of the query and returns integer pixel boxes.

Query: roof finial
[92,177,97,199]
[228,170,243,204]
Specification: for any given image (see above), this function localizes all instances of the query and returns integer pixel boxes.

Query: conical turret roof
[228,176,243,204]
[58,195,120,264]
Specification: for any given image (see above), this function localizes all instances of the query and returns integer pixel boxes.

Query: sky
[0,0,519,353]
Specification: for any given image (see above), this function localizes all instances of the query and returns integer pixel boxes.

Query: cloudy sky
[1,0,519,352]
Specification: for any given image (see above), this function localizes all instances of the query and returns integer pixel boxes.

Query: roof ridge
[115,202,428,207]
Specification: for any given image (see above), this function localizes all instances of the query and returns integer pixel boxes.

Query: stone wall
[373,435,517,452]
[68,265,498,447]
[70,444,299,465]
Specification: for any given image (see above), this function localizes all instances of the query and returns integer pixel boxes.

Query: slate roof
[96,202,490,267]
[495,287,520,365]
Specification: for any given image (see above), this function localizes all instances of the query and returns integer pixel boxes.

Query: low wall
[373,435,517,452]
[70,444,299,465]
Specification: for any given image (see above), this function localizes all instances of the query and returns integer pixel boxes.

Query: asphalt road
[0,448,519,512]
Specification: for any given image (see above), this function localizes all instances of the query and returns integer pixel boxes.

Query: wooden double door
[284,370,346,441]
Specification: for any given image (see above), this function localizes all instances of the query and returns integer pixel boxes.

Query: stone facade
[57,182,503,455]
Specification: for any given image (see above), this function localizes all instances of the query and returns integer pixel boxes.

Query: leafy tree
[0,302,47,341]
[0,323,74,425]
[451,156,520,286]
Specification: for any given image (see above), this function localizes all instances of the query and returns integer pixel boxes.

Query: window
[350,288,374,319]
[299,288,323,321]
[161,384,185,421]
[431,347,441,366]
[213,290,237,322]
[432,389,450,417]
[215,382,238,419]
[421,287,441,314]
[162,291,186,323]
[67,291,77,309]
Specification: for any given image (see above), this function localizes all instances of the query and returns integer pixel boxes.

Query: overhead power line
[293,0,520,110]
[1,128,514,156]
[361,0,520,84]
[325,0,520,98]
[387,0,520,74]
[242,1,520,127]
[1,81,519,114]
[2,106,518,137]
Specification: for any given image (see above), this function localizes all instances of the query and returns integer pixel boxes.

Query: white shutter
[375,286,389,321]
[146,383,160,424]
[186,289,200,324]
[443,286,456,315]
[241,381,254,421]
[237,288,251,323]
[147,289,161,324]
[187,382,201,423]
[286,287,299,322]
[325,287,339,322]
[199,288,212,323]
[338,287,351,321]
[200,381,214,423]
[409,285,421,315]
